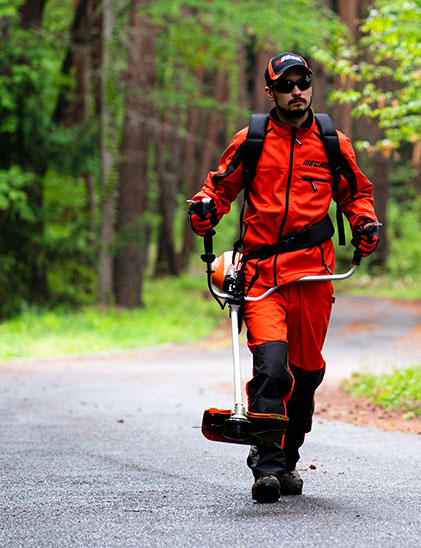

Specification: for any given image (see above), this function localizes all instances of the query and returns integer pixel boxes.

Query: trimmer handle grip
[204,230,216,252]
[197,197,215,220]
[352,248,363,266]
[201,228,215,264]
[195,197,216,262]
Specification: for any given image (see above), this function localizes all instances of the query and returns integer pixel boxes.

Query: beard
[276,98,312,120]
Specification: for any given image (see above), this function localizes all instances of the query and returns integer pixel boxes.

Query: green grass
[335,275,421,301]
[342,367,421,418]
[0,275,222,362]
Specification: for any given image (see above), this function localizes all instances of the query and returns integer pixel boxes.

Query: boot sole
[252,483,281,503]
[280,486,302,496]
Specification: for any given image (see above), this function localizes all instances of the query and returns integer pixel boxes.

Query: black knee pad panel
[289,363,325,394]
[247,341,293,415]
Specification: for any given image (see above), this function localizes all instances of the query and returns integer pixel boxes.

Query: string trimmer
[196,197,361,447]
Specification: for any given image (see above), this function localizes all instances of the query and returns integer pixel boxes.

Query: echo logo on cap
[277,54,302,65]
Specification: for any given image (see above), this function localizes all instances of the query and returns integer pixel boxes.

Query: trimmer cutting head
[202,408,289,445]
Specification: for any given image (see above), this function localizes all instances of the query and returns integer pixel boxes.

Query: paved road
[324,294,421,378]
[1,297,420,547]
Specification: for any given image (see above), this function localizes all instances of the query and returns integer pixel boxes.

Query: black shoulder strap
[315,113,347,246]
[314,113,341,175]
[315,113,358,196]
[242,114,270,182]
[234,114,270,259]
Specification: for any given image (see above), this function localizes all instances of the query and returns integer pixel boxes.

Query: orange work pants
[244,280,334,371]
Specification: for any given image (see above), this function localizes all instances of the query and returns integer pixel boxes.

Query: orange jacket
[192,109,378,288]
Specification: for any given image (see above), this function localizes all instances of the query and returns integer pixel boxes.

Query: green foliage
[333,194,421,297]
[355,0,421,147]
[0,0,22,20]
[387,197,421,278]
[343,367,421,417]
[0,2,101,316]
[0,274,221,361]
[0,166,43,317]
[149,0,341,124]
[43,170,98,304]
[149,0,337,65]
[317,0,421,148]
[0,166,36,221]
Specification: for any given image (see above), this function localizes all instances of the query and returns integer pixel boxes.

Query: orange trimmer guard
[201,408,289,445]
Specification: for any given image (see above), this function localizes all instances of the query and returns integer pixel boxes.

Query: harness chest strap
[242,215,335,263]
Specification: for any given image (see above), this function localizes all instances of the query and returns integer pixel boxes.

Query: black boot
[279,468,303,495]
[252,474,281,503]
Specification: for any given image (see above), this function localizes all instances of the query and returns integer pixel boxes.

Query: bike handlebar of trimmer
[198,210,363,303]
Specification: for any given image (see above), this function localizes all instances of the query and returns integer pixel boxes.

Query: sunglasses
[271,77,312,94]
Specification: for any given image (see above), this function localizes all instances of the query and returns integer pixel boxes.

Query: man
[188,52,379,503]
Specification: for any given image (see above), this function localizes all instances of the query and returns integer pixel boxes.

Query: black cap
[265,52,312,85]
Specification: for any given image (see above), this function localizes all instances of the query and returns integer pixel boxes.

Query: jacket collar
[269,108,315,138]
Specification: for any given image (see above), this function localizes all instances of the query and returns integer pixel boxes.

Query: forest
[0,0,420,319]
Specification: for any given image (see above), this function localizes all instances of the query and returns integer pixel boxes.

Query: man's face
[265,67,312,122]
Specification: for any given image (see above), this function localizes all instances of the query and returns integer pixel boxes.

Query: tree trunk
[353,112,389,268]
[90,0,103,116]
[19,0,45,28]
[350,0,388,268]
[19,0,49,303]
[252,48,272,113]
[179,68,228,273]
[155,115,182,276]
[97,0,118,304]
[331,0,362,137]
[311,60,328,114]
[237,43,250,126]
[412,141,421,196]
[115,0,155,308]
[54,0,97,235]
[179,66,204,270]
[52,0,90,124]
[79,1,97,240]
[198,71,229,177]
[370,151,388,267]
[0,16,9,40]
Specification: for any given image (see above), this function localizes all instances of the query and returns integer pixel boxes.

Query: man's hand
[188,199,220,237]
[351,221,381,257]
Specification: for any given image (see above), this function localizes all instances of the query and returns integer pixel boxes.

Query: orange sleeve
[335,133,379,230]
[190,127,248,218]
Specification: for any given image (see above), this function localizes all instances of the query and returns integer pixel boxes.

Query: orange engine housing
[211,251,242,292]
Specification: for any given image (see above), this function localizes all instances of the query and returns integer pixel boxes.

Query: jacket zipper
[318,244,333,274]
[277,127,296,241]
[302,176,331,192]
